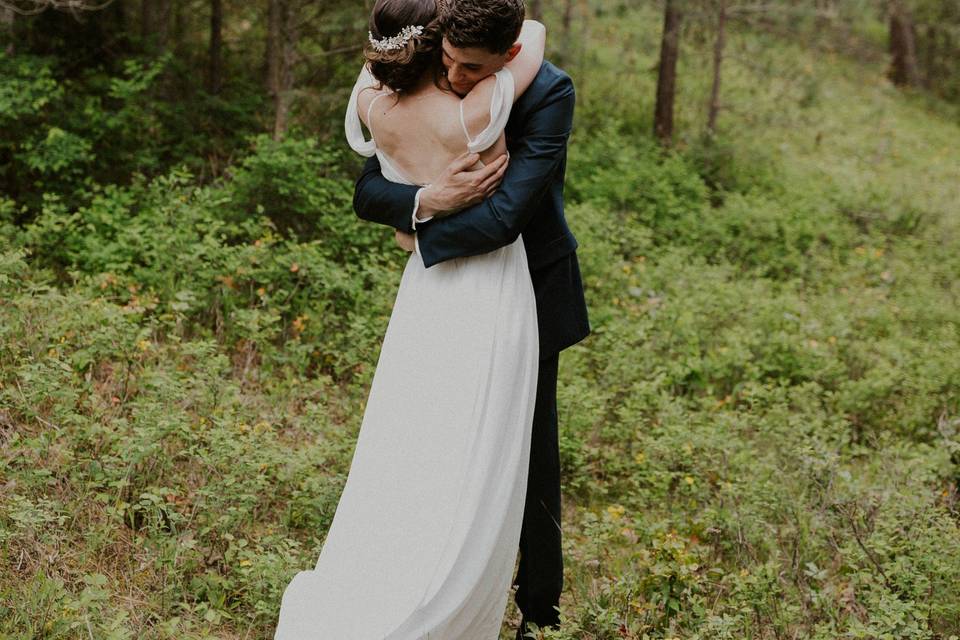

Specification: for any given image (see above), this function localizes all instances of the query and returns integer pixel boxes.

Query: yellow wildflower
[606,504,626,520]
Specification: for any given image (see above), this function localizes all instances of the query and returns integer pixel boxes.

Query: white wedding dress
[273,65,539,639]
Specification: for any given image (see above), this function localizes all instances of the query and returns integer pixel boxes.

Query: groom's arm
[353,156,420,234]
[353,153,509,233]
[415,74,575,268]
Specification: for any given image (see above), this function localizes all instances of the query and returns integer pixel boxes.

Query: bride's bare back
[360,80,508,185]
[355,19,546,186]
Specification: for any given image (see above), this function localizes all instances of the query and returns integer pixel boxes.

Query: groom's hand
[417,152,508,219]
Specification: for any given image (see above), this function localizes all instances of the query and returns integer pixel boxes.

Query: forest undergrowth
[2,5,960,639]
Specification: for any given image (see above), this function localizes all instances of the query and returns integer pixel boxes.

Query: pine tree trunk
[654,0,682,146]
[707,0,726,136]
[142,0,172,52]
[266,0,281,94]
[577,0,589,79]
[529,0,542,22]
[173,0,188,58]
[561,0,574,58]
[888,0,920,87]
[1,5,14,55]
[207,0,223,94]
[942,29,954,99]
[920,23,936,90]
[267,0,298,140]
[276,7,297,140]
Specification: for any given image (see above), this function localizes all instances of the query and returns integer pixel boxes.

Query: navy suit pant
[513,351,562,632]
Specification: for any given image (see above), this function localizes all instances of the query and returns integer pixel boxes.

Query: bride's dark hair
[365,0,442,94]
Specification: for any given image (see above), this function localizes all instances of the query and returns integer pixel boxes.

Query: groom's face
[441,37,521,97]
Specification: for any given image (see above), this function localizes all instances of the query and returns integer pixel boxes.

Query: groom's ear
[504,42,522,63]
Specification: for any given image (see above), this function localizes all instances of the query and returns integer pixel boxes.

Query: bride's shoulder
[459,73,503,136]
[356,85,394,126]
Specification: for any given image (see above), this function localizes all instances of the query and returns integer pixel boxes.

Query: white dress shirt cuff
[411,187,434,230]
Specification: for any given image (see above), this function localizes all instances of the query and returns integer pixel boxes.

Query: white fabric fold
[344,65,378,158]
[461,68,516,155]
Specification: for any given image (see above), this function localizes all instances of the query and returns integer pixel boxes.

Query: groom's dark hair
[440,0,525,55]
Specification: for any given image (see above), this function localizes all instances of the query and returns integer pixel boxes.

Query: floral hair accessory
[368,24,425,52]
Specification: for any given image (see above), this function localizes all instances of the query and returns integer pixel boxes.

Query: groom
[352,0,590,636]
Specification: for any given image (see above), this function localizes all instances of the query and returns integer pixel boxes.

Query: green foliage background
[2,2,960,639]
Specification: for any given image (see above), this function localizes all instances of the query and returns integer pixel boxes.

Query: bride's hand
[417,152,509,219]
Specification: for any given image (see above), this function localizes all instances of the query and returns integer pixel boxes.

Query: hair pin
[368,24,425,52]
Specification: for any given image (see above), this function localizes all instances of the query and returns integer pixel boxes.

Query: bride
[273,1,546,638]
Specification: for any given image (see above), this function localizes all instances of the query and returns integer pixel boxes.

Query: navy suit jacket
[353,61,590,359]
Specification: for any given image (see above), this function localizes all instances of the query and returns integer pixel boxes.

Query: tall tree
[888,0,920,87]
[707,0,727,136]
[265,0,278,93]
[560,0,574,54]
[172,0,188,58]
[1,4,13,54]
[266,0,298,139]
[141,0,172,51]
[919,22,936,89]
[909,0,960,97]
[206,0,223,94]
[654,0,683,145]
[528,0,542,22]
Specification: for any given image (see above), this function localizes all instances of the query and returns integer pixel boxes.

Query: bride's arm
[504,19,546,98]
[460,20,545,115]
[458,20,545,146]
